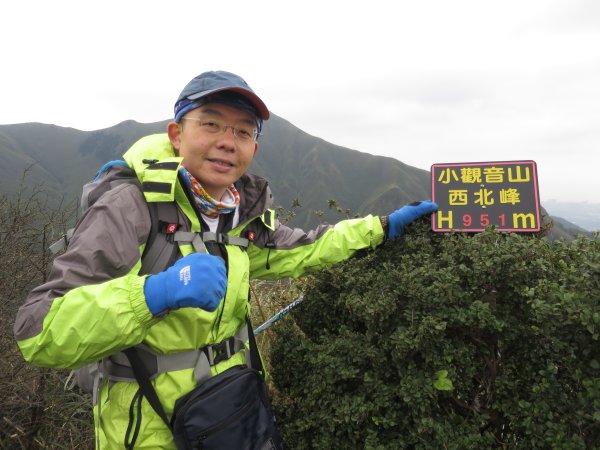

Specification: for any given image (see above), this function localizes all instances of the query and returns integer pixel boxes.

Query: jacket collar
[122,133,272,220]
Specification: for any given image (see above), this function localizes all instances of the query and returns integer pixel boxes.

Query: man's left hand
[386,201,438,239]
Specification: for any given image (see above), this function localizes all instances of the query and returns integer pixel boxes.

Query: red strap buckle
[165,223,179,235]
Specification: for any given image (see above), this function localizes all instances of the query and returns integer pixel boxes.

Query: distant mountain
[0,116,430,229]
[542,200,600,232]
[0,120,171,208]
[0,117,587,241]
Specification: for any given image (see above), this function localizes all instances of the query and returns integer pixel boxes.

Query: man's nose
[216,127,236,149]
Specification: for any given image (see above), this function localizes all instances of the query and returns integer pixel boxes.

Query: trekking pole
[253,295,305,336]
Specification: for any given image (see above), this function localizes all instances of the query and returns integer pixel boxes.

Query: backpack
[50,160,181,275]
[56,160,282,449]
[57,159,250,396]
[55,160,180,398]
[51,160,250,271]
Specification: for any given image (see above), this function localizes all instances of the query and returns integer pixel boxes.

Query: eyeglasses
[182,116,259,143]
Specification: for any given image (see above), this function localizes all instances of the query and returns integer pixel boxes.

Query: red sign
[431,161,541,232]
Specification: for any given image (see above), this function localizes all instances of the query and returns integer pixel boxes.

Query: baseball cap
[174,71,269,121]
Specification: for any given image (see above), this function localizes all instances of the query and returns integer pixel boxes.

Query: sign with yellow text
[431,161,540,232]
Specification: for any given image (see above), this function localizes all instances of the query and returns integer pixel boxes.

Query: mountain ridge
[0,117,591,240]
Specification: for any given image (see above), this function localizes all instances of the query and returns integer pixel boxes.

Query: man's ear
[253,142,259,156]
[167,121,182,151]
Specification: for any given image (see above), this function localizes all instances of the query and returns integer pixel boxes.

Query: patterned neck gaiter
[179,167,240,218]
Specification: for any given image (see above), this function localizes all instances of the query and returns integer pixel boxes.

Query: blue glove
[387,201,438,239]
[144,253,227,316]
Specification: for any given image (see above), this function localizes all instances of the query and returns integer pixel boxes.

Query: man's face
[168,103,259,199]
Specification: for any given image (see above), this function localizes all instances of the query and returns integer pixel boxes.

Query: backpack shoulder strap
[139,201,182,275]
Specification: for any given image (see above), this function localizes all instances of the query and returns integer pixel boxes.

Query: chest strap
[100,324,249,385]
[173,231,249,253]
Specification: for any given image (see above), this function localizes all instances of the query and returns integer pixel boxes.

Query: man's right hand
[144,253,227,316]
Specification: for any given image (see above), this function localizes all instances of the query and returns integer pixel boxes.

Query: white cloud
[1,0,599,203]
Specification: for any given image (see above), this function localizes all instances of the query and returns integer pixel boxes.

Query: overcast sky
[1,0,599,204]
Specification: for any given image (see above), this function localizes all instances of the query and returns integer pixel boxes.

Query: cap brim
[187,87,270,120]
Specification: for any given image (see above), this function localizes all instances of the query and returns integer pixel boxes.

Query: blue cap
[174,71,269,121]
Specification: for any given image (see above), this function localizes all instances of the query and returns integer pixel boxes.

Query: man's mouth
[208,158,234,168]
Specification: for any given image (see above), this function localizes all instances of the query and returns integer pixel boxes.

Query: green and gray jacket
[14,133,386,449]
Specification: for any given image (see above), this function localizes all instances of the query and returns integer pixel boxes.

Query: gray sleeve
[269,219,334,249]
[14,183,151,340]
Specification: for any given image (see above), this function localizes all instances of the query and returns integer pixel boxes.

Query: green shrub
[270,220,599,449]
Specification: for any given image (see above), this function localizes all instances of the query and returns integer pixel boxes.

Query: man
[14,70,437,448]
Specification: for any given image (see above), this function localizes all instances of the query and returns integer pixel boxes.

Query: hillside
[0,118,588,240]
[543,200,600,232]
[0,116,430,230]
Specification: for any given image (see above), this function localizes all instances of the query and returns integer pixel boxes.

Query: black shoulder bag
[124,318,283,450]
